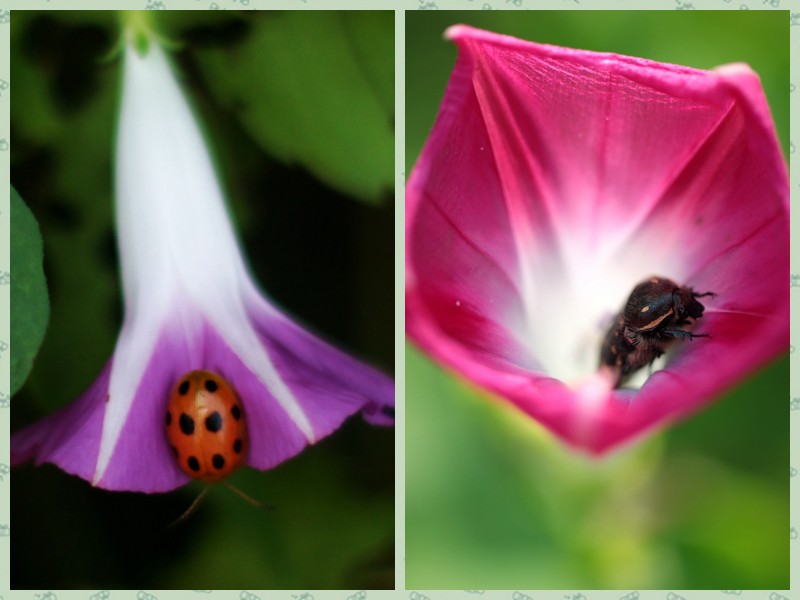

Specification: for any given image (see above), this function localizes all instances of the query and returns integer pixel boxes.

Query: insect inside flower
[599,277,715,387]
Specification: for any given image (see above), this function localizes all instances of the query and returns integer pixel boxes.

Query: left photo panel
[9,10,395,589]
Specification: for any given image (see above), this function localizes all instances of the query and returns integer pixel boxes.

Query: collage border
[0,1,796,597]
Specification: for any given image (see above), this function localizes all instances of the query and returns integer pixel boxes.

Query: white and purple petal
[12,32,393,492]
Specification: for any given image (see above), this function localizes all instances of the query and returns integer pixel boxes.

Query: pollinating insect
[600,277,715,388]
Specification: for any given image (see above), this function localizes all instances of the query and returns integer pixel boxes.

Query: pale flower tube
[12,33,394,491]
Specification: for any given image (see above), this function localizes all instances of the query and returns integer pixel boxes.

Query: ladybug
[599,277,715,388]
[166,370,247,482]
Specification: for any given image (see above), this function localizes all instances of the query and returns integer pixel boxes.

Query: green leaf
[11,186,50,396]
[195,11,394,203]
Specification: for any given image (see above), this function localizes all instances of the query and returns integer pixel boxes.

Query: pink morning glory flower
[12,28,394,491]
[406,25,788,453]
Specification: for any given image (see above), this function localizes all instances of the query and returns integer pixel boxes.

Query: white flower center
[512,234,685,388]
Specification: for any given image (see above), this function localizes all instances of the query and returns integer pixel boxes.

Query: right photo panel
[406,10,789,589]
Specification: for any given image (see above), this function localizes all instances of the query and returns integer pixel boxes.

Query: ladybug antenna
[222,481,272,510]
[168,486,210,527]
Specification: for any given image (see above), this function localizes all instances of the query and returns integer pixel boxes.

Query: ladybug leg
[222,481,273,511]
[168,486,210,527]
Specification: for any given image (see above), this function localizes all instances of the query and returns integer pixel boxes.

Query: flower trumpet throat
[12,31,394,492]
[406,25,788,453]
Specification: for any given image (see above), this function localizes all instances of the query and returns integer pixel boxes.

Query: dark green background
[11,11,394,589]
[406,11,789,589]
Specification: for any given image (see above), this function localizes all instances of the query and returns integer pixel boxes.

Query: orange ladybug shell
[166,370,247,483]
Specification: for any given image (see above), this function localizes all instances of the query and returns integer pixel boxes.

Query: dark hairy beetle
[600,276,715,388]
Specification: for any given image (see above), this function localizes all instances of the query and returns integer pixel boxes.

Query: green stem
[122,11,156,56]
[119,10,181,57]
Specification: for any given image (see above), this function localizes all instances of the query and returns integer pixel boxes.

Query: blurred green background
[11,11,394,589]
[406,11,789,589]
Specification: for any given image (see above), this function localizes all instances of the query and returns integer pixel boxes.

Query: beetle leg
[692,290,716,299]
[647,347,664,365]
[658,328,709,341]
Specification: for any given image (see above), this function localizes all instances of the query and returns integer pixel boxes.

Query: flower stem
[122,11,156,56]
[120,11,180,57]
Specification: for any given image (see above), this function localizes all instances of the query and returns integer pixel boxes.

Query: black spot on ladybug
[205,411,223,433]
[171,445,178,459]
[187,456,200,472]
[178,380,190,395]
[166,411,172,426]
[233,439,242,454]
[212,454,225,470]
[231,405,241,420]
[381,405,395,418]
[179,413,195,435]
[205,379,218,393]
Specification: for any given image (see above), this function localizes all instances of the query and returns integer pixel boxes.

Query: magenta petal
[407,26,788,453]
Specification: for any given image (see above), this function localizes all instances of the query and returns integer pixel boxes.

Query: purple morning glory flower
[12,30,394,492]
[406,26,788,453]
